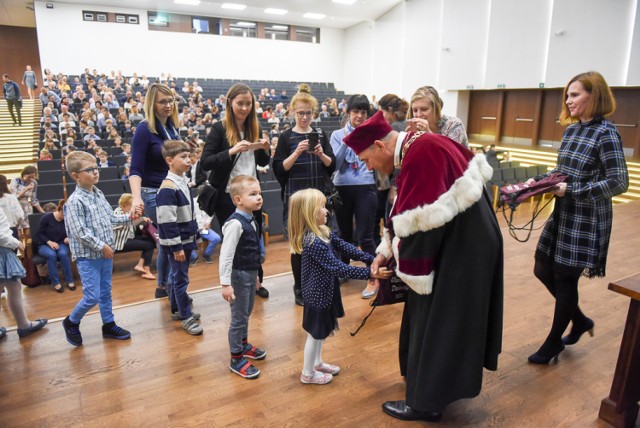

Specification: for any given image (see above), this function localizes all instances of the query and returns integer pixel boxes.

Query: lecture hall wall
[34,0,639,125]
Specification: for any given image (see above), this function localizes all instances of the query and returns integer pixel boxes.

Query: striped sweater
[156,171,198,253]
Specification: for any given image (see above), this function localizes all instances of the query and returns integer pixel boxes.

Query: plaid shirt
[64,185,131,261]
[536,118,629,277]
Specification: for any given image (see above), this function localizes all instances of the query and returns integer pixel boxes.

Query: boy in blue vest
[220,175,266,379]
[157,140,201,335]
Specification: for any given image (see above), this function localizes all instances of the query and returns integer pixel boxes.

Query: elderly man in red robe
[344,111,503,422]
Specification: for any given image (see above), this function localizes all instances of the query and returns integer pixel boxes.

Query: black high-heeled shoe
[528,343,565,365]
[562,318,595,345]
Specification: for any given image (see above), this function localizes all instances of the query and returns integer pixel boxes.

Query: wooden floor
[1,201,639,427]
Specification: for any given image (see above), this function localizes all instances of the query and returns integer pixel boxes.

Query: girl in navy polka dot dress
[288,189,391,385]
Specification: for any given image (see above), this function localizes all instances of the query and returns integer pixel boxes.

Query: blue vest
[229,212,261,271]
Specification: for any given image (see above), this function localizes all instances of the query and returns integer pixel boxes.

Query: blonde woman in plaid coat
[527,71,629,365]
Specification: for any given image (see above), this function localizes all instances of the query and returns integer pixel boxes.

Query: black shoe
[256,286,269,298]
[294,289,304,306]
[63,316,83,346]
[382,400,442,422]
[0,326,7,340]
[528,343,565,364]
[155,287,168,298]
[563,318,595,345]
[102,322,131,340]
[203,254,213,264]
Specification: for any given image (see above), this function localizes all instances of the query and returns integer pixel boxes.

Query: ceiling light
[221,3,246,10]
[265,8,288,15]
[303,13,325,19]
[333,0,357,4]
[235,21,256,27]
[175,0,201,5]
[271,25,289,30]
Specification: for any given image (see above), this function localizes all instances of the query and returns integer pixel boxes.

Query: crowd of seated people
[20,67,350,289]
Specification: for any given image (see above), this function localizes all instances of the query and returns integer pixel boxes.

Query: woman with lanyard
[129,83,180,300]
[329,94,378,299]
[200,83,271,298]
[272,84,335,306]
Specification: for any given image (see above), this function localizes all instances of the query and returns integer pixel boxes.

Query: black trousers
[117,235,155,266]
[334,184,378,262]
[7,99,21,125]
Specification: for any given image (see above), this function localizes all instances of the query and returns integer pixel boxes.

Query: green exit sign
[497,83,506,88]
[539,83,545,88]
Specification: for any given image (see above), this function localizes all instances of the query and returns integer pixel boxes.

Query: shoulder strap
[160,179,176,189]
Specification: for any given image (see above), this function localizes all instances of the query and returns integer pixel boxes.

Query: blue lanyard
[159,121,178,140]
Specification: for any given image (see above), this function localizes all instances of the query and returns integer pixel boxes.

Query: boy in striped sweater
[157,140,202,335]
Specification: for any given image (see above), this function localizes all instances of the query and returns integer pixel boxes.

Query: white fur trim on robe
[391,236,434,295]
[392,154,493,238]
[376,228,393,259]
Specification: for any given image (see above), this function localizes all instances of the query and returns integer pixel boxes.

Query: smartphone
[307,132,319,152]
[407,120,418,132]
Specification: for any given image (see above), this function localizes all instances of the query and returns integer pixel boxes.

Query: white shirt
[394,131,407,168]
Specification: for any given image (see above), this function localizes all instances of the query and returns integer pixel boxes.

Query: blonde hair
[407,86,443,124]
[229,175,259,200]
[118,193,133,208]
[144,83,179,135]
[290,83,318,112]
[288,189,330,254]
[65,150,96,174]
[559,71,616,125]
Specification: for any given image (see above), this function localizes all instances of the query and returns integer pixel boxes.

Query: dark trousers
[167,248,193,318]
[334,184,378,262]
[117,235,155,266]
[7,99,21,125]
[533,256,587,351]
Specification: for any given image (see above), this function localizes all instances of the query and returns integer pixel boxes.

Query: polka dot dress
[301,232,374,340]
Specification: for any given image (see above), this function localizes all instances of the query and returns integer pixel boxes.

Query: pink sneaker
[314,362,340,375]
[300,371,333,385]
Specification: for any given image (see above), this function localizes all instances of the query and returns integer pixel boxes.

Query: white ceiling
[0,0,403,29]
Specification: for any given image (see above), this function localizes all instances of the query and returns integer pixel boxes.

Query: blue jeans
[38,244,74,285]
[201,229,221,256]
[167,249,193,319]
[228,268,258,355]
[141,187,170,287]
[70,258,114,324]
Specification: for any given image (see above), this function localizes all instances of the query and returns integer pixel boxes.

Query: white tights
[303,333,324,376]
[0,280,31,329]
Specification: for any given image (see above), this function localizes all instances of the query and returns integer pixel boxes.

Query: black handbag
[350,257,408,336]
[198,154,240,216]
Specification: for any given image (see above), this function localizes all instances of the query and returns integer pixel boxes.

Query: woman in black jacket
[200,83,271,297]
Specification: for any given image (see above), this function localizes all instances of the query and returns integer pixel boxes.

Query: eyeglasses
[155,99,175,106]
[78,167,100,174]
[296,111,313,117]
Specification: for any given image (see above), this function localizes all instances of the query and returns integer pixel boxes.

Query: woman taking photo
[129,83,179,299]
[527,71,628,364]
[330,94,377,299]
[200,83,271,298]
[273,84,335,305]
[406,86,469,148]
[36,199,75,293]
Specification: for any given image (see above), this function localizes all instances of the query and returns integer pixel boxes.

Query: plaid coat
[536,117,629,277]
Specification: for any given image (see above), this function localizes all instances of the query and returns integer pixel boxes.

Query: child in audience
[39,149,53,161]
[63,137,76,154]
[156,140,201,335]
[288,188,390,385]
[62,151,135,346]
[97,150,115,168]
[122,143,131,156]
[191,193,221,265]
[220,175,266,379]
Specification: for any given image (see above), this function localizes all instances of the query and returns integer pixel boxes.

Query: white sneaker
[300,371,333,385]
[314,362,340,375]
